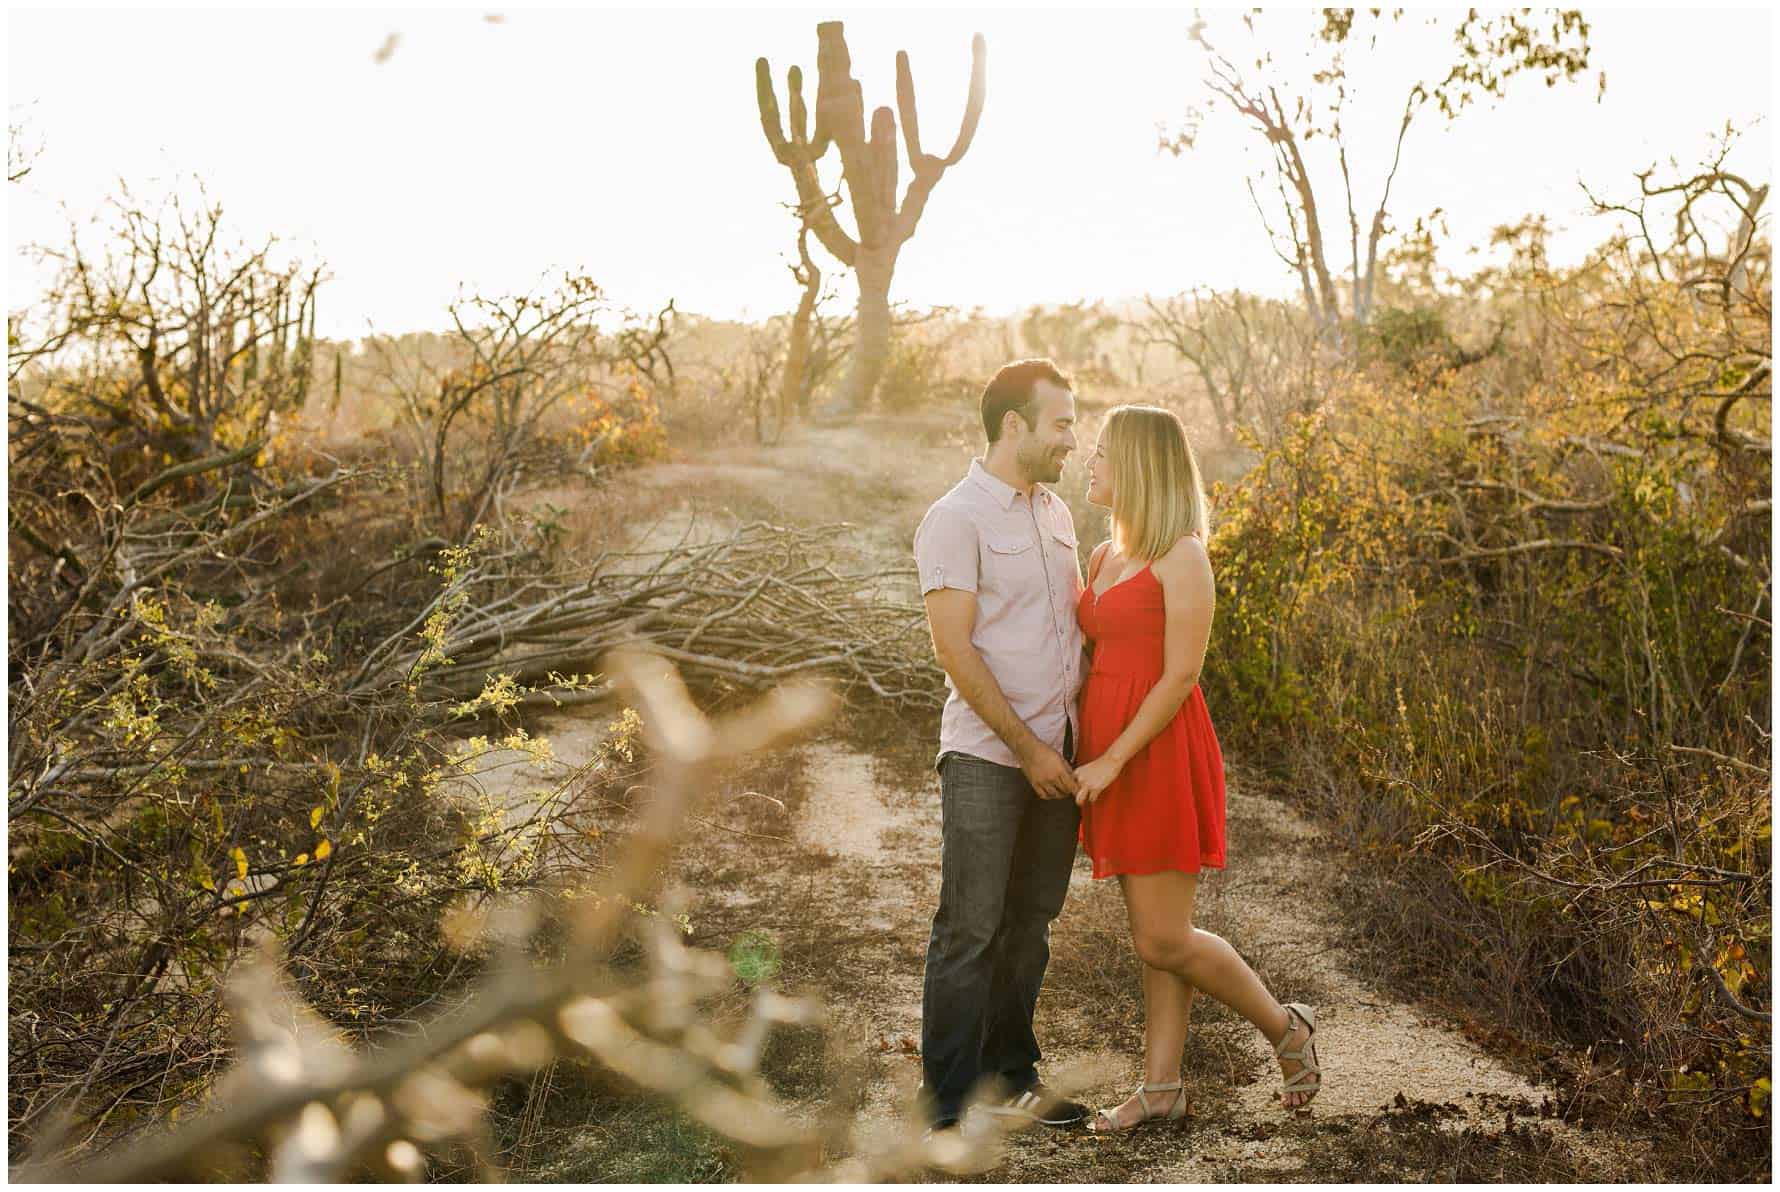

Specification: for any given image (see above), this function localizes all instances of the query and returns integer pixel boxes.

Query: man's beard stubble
[1020,443,1064,485]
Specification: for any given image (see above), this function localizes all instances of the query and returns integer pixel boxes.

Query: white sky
[6,4,1774,339]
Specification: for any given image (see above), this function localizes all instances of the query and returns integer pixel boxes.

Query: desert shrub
[876,334,951,411]
[1136,288,1326,446]
[5,196,672,1165]
[369,276,674,541]
[1202,150,1770,1176]
[9,185,324,485]
[1019,301,1123,382]
[874,307,977,414]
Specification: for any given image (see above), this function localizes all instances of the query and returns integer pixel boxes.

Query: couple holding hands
[913,358,1323,1138]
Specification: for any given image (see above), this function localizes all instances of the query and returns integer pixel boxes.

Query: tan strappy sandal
[1085,1079,1189,1135]
[1275,1003,1322,1109]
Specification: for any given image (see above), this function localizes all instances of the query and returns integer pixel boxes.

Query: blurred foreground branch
[26,651,1010,1182]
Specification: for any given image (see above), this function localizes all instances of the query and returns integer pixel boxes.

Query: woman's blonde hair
[1104,404,1211,561]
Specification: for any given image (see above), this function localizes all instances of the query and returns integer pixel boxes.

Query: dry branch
[355,522,946,713]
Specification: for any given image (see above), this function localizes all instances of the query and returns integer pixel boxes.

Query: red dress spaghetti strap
[1075,550,1227,878]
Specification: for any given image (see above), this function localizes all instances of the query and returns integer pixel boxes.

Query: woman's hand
[1073,754,1124,807]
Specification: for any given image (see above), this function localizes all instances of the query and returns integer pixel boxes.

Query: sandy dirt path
[485,419,1653,1180]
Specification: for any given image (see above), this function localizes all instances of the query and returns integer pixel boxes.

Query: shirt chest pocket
[983,536,1037,587]
[985,536,1034,564]
[1049,526,1079,584]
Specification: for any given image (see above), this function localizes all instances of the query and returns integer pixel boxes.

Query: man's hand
[1019,741,1080,800]
[925,587,1080,799]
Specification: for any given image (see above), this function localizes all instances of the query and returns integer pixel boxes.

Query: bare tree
[777,191,837,427]
[1163,9,1592,336]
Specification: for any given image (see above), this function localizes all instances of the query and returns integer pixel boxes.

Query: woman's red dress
[1076,558,1227,879]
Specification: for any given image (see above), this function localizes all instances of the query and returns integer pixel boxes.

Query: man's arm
[923,587,1078,799]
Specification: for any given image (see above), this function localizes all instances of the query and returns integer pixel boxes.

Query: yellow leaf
[295,853,309,866]
[314,839,332,861]
[310,806,324,830]
[232,847,247,881]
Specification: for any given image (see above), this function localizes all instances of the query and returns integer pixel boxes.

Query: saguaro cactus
[756,21,985,412]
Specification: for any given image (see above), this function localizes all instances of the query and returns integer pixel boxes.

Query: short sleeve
[913,502,979,595]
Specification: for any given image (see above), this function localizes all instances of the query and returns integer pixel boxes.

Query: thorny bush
[6,198,673,1164]
[1202,143,1771,1177]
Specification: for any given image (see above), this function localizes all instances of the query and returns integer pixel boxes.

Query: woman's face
[1085,431,1112,509]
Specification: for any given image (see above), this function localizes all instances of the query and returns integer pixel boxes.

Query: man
[912,358,1089,1135]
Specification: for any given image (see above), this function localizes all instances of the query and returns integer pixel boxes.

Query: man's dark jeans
[920,741,1080,1123]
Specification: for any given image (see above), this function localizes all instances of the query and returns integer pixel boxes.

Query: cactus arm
[893,175,939,247]
[757,55,858,267]
[895,50,922,163]
[891,33,987,245]
[867,106,899,245]
[787,65,830,157]
[788,65,810,144]
[755,57,796,164]
[801,187,858,269]
[941,34,987,167]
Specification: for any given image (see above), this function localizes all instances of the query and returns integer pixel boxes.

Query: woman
[1072,405,1322,1134]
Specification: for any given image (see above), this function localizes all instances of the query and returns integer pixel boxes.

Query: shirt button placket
[1027,496,1070,740]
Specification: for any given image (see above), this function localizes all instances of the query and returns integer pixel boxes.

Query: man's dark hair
[980,358,1071,443]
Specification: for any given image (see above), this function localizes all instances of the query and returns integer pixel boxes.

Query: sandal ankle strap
[1134,1080,1185,1121]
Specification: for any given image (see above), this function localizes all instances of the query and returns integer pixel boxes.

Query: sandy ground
[471,419,1656,1181]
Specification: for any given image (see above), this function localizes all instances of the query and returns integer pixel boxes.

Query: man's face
[1011,379,1077,485]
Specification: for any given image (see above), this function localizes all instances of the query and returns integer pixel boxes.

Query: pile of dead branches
[352,521,947,714]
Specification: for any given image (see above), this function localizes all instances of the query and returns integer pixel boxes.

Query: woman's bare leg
[1094,877,1196,1129]
[1121,869,1316,1108]
[1143,961,1195,1086]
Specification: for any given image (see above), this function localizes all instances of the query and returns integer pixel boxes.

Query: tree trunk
[839,263,893,411]
[783,229,821,418]
[783,288,816,419]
